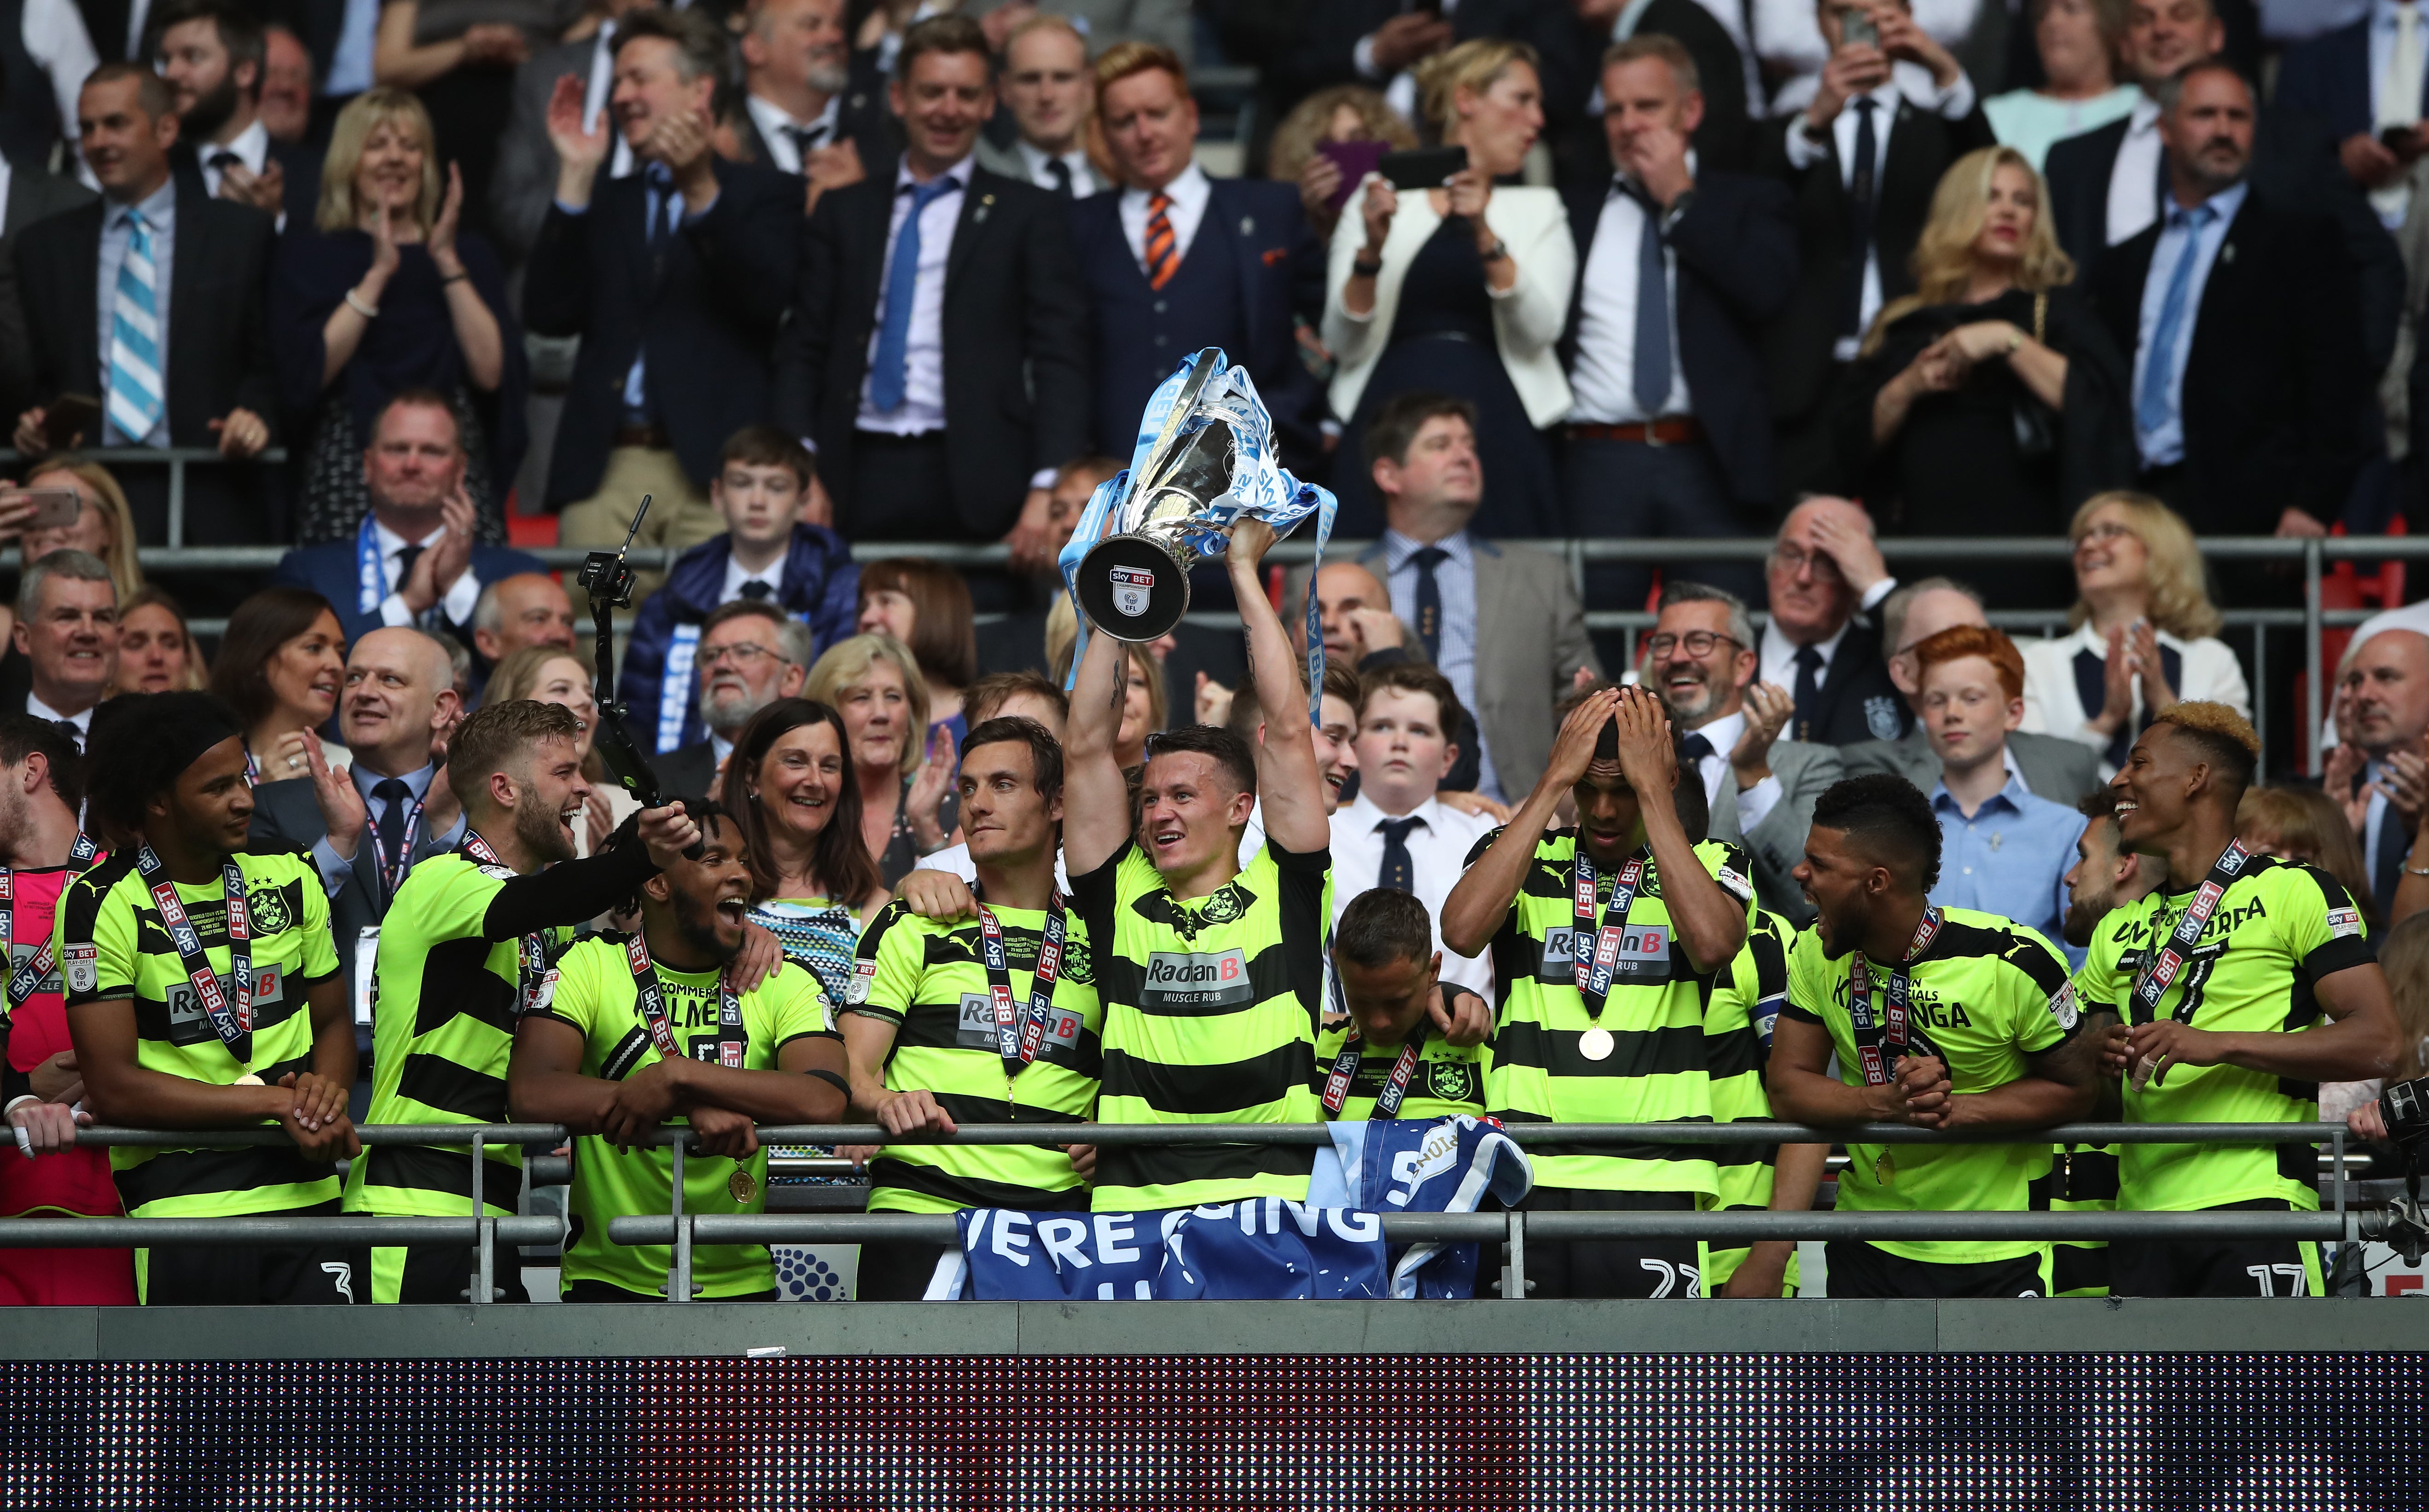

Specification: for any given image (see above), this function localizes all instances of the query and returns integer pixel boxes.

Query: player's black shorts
[1825,1240,2051,1298]
[138,1202,365,1305]
[1519,1188,1702,1299]
[2108,1199,2324,1297]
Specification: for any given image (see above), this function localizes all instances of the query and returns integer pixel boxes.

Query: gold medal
[728,1165,760,1205]
[233,1073,263,1086]
[1873,1152,1895,1186]
[1577,1026,1615,1062]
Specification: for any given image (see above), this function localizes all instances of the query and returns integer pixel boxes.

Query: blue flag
[923,1201,1390,1301]
[1309,1116,1535,1298]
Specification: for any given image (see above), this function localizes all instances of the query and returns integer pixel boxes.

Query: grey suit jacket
[1288,537,1601,803]
[492,38,609,266]
[973,136,1110,197]
[1699,737,1842,925]
[0,160,98,422]
[248,774,459,1008]
[1837,728,2106,811]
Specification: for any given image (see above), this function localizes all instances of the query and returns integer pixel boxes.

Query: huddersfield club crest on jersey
[1109,566,1156,619]
[1864,695,1903,740]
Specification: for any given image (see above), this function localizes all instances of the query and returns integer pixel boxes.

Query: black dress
[270,226,529,543]
[1837,284,2133,605]
[1330,215,1560,539]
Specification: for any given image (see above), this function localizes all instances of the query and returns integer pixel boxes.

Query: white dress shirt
[1566,168,1695,425]
[323,0,377,95]
[1377,529,1501,801]
[1783,73,1978,359]
[1015,138,1099,196]
[310,760,467,897]
[19,0,96,164]
[196,118,268,198]
[719,551,787,605]
[2104,93,2168,247]
[372,518,483,628]
[1352,0,1464,124]
[746,92,841,174]
[1118,161,1209,272]
[1683,707,1785,835]
[857,153,970,436]
[1758,615,1849,691]
[25,692,93,749]
[1329,792,1494,995]
[2131,180,2247,469]
[2371,0,2428,223]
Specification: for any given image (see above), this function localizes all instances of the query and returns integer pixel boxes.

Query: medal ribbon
[4,842,104,1008]
[1572,845,1650,1020]
[462,830,557,1019]
[622,931,745,1068]
[1321,1025,1426,1119]
[135,846,253,1061]
[2127,840,2251,1025]
[1847,905,1943,1086]
[973,885,1068,1077]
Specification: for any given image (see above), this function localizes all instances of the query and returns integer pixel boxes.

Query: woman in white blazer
[1323,37,1574,538]
[2020,490,2252,777]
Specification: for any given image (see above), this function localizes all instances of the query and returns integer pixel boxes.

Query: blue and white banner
[924,1201,1389,1301]
[1310,1115,1534,1299]
[1056,348,1337,727]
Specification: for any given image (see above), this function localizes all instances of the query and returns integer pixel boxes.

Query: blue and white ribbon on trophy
[1057,348,1337,727]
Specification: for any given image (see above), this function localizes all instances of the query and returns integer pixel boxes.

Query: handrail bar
[64,1120,2360,1149]
[0,1215,564,1249]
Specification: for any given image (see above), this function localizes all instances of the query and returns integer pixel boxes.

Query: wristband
[1352,256,1383,278]
[344,288,380,319]
[439,270,470,285]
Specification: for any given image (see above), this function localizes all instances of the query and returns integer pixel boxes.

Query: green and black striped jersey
[346,852,578,1219]
[1473,828,1757,1197]
[1783,907,2078,1265]
[2079,854,2372,1214]
[1700,909,1799,1292]
[54,848,342,1218]
[1313,985,1488,1123]
[846,897,1103,1214]
[1074,839,1330,1210]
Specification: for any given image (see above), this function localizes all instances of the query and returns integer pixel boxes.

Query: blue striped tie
[2136,203,2215,439]
[107,209,165,443]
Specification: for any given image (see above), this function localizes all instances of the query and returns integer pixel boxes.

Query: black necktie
[1620,179,1673,415]
[1411,546,1449,664]
[646,163,675,249]
[1377,816,1422,894]
[209,149,239,175]
[1681,732,1714,764]
[738,579,774,601]
[372,777,413,877]
[2376,784,2409,912]
[394,542,424,601]
[1791,645,1825,743]
[54,719,82,753]
[1842,97,1879,340]
[1047,157,1074,198]
[784,124,825,168]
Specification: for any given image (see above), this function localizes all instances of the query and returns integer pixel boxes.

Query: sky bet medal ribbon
[1059,347,1338,727]
[1847,905,1946,1184]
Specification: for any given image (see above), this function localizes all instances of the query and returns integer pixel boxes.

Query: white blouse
[2019,622,2253,776]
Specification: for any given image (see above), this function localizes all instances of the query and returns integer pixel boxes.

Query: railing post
[2333,1125,2348,1222]
[669,1133,692,1303]
[2252,627,2268,775]
[468,1129,488,1305]
[1504,1210,1527,1301]
[2306,537,2325,776]
[166,454,186,550]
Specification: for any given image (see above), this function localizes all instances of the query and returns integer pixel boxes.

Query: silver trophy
[1074,349,1242,643]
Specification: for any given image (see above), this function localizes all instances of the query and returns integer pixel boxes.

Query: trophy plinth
[1074,413,1238,643]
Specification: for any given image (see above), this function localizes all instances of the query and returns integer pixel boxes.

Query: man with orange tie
[1066,41,1326,469]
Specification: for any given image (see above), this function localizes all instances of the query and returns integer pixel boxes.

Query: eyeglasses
[2077,520,2136,545]
[1770,544,1846,583]
[1642,630,1741,659]
[698,642,777,668]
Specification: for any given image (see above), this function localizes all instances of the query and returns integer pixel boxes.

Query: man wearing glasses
[652,603,813,798]
[1758,495,1909,747]
[1641,581,1842,922]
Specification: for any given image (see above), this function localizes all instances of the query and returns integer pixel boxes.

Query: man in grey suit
[1838,578,2104,808]
[249,628,465,1025]
[0,157,99,426]
[1290,394,1601,802]
[1643,582,1839,923]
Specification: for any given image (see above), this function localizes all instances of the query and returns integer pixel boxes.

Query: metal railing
[0,1119,2391,1304]
[103,532,2423,776]
[0,446,288,550]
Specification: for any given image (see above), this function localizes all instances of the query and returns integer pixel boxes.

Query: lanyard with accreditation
[134,845,260,1074]
[1845,904,1946,1187]
[2127,839,2250,1025]
[0,835,101,1010]
[972,883,1069,1086]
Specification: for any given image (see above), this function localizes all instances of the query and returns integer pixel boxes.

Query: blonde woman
[1268,84,1418,241]
[113,587,209,695]
[803,632,958,886]
[2,458,143,605]
[1841,145,2132,576]
[2019,491,2250,775]
[273,86,523,544]
[1324,37,1573,536]
[484,643,640,855]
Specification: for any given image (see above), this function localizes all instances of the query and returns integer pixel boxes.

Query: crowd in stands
[2,0,2429,1307]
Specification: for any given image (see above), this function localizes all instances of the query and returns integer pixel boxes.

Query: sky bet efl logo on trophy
[1108,566,1156,619]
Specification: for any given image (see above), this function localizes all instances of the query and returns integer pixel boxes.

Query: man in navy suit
[1560,35,1796,611]
[1068,41,1323,466]
[271,390,547,647]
